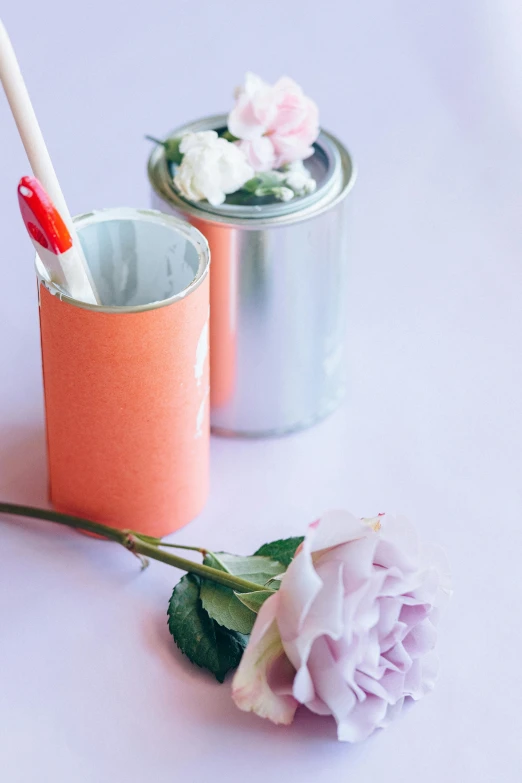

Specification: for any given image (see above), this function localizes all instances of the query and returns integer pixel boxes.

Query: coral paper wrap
[38,273,210,538]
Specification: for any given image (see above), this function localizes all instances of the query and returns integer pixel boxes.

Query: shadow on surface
[144,606,373,758]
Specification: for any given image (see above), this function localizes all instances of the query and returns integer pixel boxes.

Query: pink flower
[228,73,320,172]
[232,511,451,742]
[236,137,276,173]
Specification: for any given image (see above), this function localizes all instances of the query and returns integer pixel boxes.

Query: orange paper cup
[36,208,210,538]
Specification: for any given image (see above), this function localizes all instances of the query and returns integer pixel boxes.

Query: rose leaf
[234,589,274,614]
[199,552,283,635]
[167,574,247,682]
[254,536,305,568]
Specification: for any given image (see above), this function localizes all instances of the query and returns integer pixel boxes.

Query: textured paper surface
[38,279,209,537]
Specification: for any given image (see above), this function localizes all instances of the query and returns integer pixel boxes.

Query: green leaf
[244,171,285,192]
[234,589,274,613]
[199,552,283,635]
[206,552,284,584]
[167,574,247,682]
[242,171,285,194]
[145,134,183,165]
[164,137,183,165]
[221,130,240,142]
[242,176,263,194]
[258,171,286,187]
[254,536,305,568]
[200,581,256,634]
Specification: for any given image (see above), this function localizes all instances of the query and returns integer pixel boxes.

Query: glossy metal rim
[35,207,210,314]
[148,114,357,229]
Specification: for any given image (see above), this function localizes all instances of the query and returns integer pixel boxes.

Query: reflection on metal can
[148,115,356,437]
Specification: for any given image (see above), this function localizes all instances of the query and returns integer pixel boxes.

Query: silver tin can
[148,114,355,437]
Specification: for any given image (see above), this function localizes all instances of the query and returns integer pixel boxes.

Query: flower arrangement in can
[147,72,320,207]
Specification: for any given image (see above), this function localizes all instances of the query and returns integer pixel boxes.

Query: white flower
[174,131,254,206]
[276,186,294,202]
[283,160,317,196]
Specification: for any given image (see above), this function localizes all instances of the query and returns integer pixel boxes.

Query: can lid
[148,114,353,225]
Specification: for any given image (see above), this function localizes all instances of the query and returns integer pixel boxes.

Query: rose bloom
[174,131,254,206]
[232,511,451,742]
[228,73,320,172]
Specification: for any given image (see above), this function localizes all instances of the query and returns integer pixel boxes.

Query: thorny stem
[0,502,269,594]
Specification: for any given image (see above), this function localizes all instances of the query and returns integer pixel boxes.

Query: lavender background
[1,2,522,780]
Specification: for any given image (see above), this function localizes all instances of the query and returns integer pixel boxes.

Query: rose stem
[0,502,268,594]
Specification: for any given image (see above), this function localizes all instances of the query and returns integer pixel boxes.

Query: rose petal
[281,559,344,669]
[231,593,298,725]
[318,535,377,593]
[276,531,324,646]
[293,664,315,704]
[301,636,357,724]
[379,621,409,654]
[402,658,424,698]
[379,696,405,728]
[399,603,430,628]
[402,619,437,658]
[354,668,405,704]
[337,694,389,743]
[308,510,371,553]
[381,641,412,673]
[228,72,277,140]
[267,649,297,696]
[236,137,275,172]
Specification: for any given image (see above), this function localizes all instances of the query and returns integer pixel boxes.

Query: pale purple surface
[0,2,521,781]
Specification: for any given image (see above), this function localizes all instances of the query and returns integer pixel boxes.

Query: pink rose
[228,73,320,172]
[236,137,276,173]
[232,511,451,742]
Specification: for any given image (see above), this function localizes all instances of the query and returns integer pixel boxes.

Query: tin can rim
[35,207,210,314]
[148,114,356,228]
